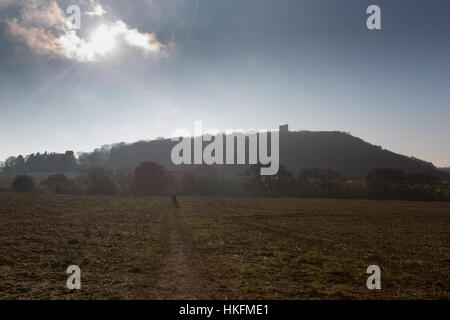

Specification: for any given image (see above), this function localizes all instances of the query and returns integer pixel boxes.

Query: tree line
[245,165,449,201]
[8,162,216,197]
[6,162,450,201]
[1,151,78,173]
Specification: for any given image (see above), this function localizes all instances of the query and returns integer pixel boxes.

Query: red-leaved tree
[132,161,172,195]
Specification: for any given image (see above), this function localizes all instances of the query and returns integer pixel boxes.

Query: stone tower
[279,124,289,134]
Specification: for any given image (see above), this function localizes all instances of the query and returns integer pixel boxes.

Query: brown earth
[151,206,211,299]
[0,192,449,299]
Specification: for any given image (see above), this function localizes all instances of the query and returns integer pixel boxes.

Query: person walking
[171,194,180,208]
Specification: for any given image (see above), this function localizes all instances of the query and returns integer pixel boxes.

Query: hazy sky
[0,0,449,167]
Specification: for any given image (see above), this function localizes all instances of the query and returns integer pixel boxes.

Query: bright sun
[90,25,117,55]
[58,20,162,62]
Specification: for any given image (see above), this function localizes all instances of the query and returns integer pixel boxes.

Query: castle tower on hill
[279,124,289,134]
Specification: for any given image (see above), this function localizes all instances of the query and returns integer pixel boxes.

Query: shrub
[82,167,117,195]
[41,174,78,194]
[11,175,35,193]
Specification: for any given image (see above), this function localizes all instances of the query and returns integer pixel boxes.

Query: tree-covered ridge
[1,151,77,173]
[1,131,448,179]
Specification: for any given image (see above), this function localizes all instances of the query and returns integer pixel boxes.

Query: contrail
[188,0,200,34]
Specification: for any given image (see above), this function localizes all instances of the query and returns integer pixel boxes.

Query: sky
[0,0,449,167]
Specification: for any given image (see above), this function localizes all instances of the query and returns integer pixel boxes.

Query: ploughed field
[0,192,448,299]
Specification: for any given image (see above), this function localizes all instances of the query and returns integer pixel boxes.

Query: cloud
[59,20,167,62]
[7,18,61,56]
[5,0,168,62]
[85,3,105,17]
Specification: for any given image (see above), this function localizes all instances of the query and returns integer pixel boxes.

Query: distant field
[0,192,448,299]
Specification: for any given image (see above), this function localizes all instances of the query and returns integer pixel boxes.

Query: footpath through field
[151,205,211,299]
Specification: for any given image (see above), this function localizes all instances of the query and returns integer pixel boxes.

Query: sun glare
[58,20,161,62]
[90,25,117,55]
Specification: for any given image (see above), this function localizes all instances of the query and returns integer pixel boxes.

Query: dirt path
[152,206,210,299]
